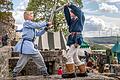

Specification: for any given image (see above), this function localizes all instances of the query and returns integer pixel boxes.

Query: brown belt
[70,32,81,35]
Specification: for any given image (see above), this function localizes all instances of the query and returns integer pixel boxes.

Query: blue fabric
[67,34,83,46]
[14,20,47,54]
[64,4,85,32]
[36,29,46,36]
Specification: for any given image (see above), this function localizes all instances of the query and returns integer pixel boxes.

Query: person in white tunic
[12,11,52,77]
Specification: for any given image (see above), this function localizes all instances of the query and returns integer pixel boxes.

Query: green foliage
[0,12,12,22]
[62,27,69,37]
[0,0,13,21]
[80,41,90,48]
[0,0,14,36]
[0,12,12,16]
[53,12,65,31]
[106,48,112,56]
[26,0,57,19]
[0,0,13,11]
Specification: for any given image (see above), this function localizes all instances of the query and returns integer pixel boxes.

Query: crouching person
[62,3,87,78]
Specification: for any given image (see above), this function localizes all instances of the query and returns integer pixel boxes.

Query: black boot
[43,73,49,78]
[12,72,17,77]
[62,73,76,78]
[76,72,88,77]
[11,72,17,80]
[41,71,50,78]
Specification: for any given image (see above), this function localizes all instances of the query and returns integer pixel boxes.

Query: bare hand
[47,25,53,29]
[48,22,52,26]
[64,3,69,7]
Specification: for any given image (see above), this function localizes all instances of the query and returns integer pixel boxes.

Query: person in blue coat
[62,3,87,78]
[12,11,52,78]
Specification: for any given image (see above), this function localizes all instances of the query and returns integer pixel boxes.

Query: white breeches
[66,44,85,66]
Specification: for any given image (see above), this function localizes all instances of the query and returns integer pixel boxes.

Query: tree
[0,0,13,12]
[0,0,16,41]
[0,0,13,22]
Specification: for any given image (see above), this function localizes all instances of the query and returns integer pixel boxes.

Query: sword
[49,0,57,22]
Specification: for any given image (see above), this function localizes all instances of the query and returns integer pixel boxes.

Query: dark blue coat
[64,4,85,33]
[64,5,85,46]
